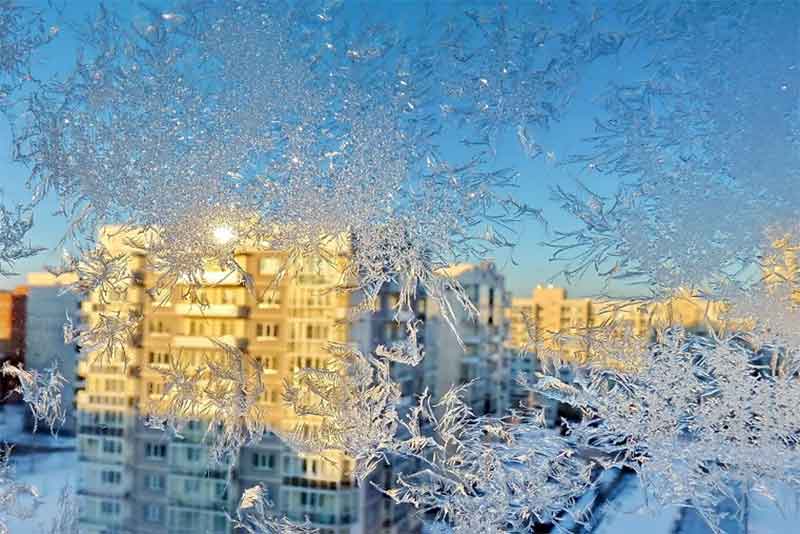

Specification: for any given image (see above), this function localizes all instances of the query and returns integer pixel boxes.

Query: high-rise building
[507,285,722,360]
[427,261,510,416]
[505,285,724,421]
[0,285,27,405]
[764,235,800,295]
[23,272,81,434]
[76,227,429,534]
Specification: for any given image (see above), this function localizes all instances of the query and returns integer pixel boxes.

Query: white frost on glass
[229,484,318,534]
[0,362,66,435]
[0,447,40,534]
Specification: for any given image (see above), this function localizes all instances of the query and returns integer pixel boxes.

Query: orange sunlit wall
[0,286,27,402]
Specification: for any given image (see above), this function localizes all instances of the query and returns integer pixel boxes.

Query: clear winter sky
[0,1,638,298]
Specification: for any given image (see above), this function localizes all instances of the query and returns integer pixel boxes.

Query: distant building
[24,272,81,434]
[0,285,27,404]
[506,285,724,423]
[764,235,800,296]
[507,285,722,360]
[77,227,424,534]
[428,261,511,416]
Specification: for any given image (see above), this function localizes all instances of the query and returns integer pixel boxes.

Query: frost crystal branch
[144,340,267,464]
[0,447,40,534]
[0,202,44,276]
[1,362,66,435]
[230,484,318,534]
[283,343,402,482]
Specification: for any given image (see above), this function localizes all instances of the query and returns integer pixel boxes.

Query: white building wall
[25,273,81,434]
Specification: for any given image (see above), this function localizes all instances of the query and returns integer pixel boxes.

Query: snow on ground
[743,485,800,534]
[3,448,78,533]
[2,403,78,533]
[593,473,680,534]
[594,475,800,534]
[0,403,75,450]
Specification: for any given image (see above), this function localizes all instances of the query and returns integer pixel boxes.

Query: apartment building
[764,235,800,300]
[23,272,81,434]
[0,285,27,404]
[507,285,722,358]
[505,285,724,420]
[426,261,510,416]
[76,227,426,534]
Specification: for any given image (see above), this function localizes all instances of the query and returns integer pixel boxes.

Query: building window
[177,510,199,528]
[101,470,121,485]
[258,291,281,308]
[293,356,324,370]
[252,452,276,470]
[184,478,201,494]
[254,355,276,370]
[304,324,329,340]
[188,319,206,336]
[259,257,281,275]
[150,320,169,334]
[213,514,228,533]
[220,288,238,304]
[100,500,120,516]
[256,323,279,339]
[144,443,167,460]
[148,351,170,365]
[102,439,122,455]
[145,473,166,492]
[144,503,163,523]
[105,379,124,393]
[186,447,202,462]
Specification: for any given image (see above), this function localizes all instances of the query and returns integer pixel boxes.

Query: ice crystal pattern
[143,340,267,465]
[1,362,66,435]
[529,325,800,532]
[381,387,594,533]
[0,447,40,534]
[0,1,799,533]
[230,484,318,534]
[553,0,800,294]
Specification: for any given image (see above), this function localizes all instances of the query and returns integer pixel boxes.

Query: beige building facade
[76,228,421,534]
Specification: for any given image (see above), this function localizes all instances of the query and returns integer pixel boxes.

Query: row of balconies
[170,334,248,349]
[78,477,134,498]
[173,303,250,318]
[285,508,356,527]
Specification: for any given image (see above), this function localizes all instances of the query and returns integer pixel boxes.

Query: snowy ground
[592,473,680,534]
[1,403,78,533]
[3,448,78,533]
[592,474,800,534]
[4,401,800,534]
[0,403,75,450]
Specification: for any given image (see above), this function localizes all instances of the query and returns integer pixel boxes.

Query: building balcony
[79,478,134,498]
[172,335,248,349]
[78,359,140,377]
[174,303,250,318]
[461,333,485,345]
[166,491,230,511]
[79,449,133,465]
[197,271,244,286]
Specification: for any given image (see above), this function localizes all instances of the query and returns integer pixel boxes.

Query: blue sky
[0,1,636,298]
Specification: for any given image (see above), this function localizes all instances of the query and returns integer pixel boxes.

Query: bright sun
[212,225,236,245]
